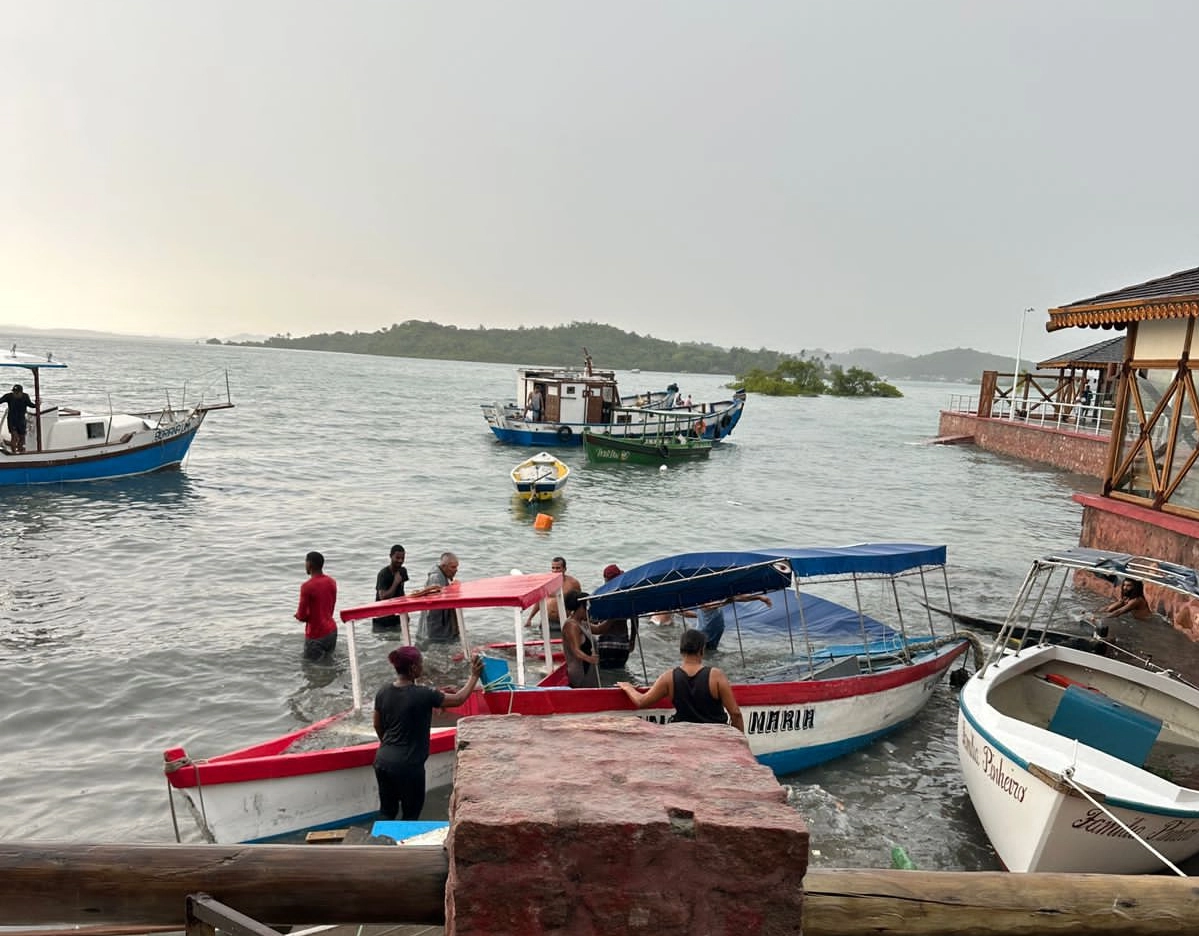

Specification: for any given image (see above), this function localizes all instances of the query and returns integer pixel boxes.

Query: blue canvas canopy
[587,543,947,621]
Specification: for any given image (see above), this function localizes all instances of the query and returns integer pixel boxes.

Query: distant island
[213,320,1016,383]
[736,355,902,398]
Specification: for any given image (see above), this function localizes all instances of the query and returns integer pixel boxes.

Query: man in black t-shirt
[373,544,410,629]
[0,384,35,453]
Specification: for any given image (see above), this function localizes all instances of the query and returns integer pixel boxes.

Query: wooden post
[0,843,447,926]
[0,845,1198,933]
[802,868,1199,936]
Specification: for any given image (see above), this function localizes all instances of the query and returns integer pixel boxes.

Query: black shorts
[303,631,337,660]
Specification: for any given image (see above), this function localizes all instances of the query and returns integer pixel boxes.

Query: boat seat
[480,656,517,690]
[1047,684,1162,767]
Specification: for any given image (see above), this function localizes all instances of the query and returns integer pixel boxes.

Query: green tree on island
[734,354,902,398]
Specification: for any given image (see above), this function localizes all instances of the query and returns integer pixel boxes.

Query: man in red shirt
[296,550,338,660]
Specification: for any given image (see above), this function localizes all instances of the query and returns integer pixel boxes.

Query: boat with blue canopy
[468,542,974,775]
[0,344,233,485]
[162,543,975,844]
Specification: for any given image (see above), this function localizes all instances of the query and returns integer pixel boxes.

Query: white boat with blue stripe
[958,549,1199,873]
[0,345,233,486]
[482,349,746,447]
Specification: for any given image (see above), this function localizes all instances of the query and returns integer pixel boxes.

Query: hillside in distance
[221,320,1015,382]
[828,347,1018,381]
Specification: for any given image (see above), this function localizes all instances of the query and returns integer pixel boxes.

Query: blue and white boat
[481,350,746,447]
[0,346,233,486]
[473,543,974,776]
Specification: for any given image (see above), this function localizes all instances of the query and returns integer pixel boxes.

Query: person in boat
[562,589,604,688]
[526,385,544,422]
[419,552,460,643]
[1096,578,1153,622]
[295,550,338,661]
[594,563,638,669]
[0,383,35,454]
[524,556,581,635]
[373,645,483,821]
[694,593,773,652]
[616,628,744,731]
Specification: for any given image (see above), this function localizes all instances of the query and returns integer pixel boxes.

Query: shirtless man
[1097,578,1152,621]
[524,556,580,635]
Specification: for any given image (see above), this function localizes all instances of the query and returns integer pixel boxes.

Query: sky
[4,1,1199,362]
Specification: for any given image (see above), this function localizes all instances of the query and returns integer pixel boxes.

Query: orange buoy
[533,513,554,531]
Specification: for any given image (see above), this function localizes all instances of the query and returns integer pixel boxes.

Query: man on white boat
[0,383,35,453]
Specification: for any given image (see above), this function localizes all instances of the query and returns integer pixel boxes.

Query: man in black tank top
[616,628,743,731]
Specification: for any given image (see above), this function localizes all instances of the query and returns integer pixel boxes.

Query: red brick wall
[1075,494,1199,639]
[938,412,1108,477]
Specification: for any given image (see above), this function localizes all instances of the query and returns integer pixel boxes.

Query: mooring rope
[1060,764,1187,877]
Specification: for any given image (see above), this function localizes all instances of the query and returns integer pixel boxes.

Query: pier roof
[1036,336,1125,369]
[1048,265,1199,332]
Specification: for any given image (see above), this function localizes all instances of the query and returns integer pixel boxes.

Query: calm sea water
[0,335,1098,868]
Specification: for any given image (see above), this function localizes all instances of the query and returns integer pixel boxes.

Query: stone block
[446,714,807,936]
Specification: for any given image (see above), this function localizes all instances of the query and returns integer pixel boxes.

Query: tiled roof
[1036,336,1125,369]
[1063,266,1199,307]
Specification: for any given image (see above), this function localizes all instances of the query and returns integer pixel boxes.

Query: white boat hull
[166,725,457,844]
[958,643,1199,873]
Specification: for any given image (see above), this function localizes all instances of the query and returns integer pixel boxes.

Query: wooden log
[802,869,1199,935]
[2,844,1198,934]
[0,843,447,926]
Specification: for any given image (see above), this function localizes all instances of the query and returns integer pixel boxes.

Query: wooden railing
[949,372,1114,438]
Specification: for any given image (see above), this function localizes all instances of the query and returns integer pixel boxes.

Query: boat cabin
[30,408,154,451]
[517,363,621,425]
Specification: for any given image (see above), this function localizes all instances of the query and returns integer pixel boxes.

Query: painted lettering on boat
[594,448,629,461]
[960,720,1026,803]
[154,421,190,442]
[1072,808,1199,843]
[747,707,816,735]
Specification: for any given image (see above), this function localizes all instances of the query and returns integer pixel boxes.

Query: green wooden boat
[581,429,712,465]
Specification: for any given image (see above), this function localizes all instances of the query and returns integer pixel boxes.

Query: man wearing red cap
[595,563,637,669]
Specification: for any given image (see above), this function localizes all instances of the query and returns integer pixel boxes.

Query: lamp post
[1011,306,1035,419]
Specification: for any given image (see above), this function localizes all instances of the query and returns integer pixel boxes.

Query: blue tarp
[1037,548,1199,599]
[587,543,946,622]
[711,587,899,645]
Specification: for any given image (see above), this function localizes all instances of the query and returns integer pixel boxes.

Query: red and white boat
[165,545,970,843]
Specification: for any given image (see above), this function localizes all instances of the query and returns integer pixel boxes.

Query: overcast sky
[4,1,1197,360]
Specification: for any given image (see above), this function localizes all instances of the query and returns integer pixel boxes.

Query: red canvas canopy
[339,572,564,623]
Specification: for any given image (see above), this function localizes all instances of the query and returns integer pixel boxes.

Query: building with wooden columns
[1049,265,1199,632]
